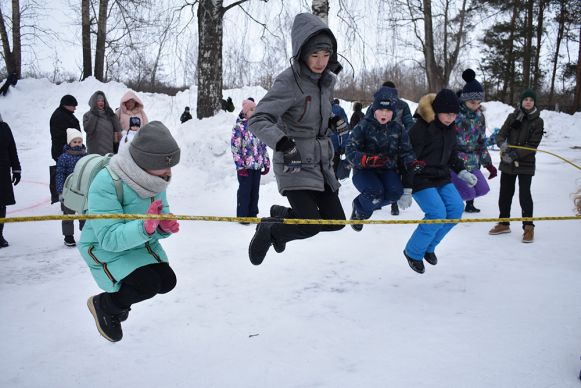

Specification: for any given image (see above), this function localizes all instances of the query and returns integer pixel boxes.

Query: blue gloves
[458,170,478,188]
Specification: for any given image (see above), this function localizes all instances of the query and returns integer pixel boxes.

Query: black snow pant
[271,185,345,245]
[498,172,534,228]
[104,263,177,311]
[0,205,5,236]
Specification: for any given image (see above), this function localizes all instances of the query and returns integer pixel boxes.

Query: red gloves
[485,164,498,180]
[144,200,163,235]
[261,166,270,175]
[361,154,390,168]
[237,169,249,177]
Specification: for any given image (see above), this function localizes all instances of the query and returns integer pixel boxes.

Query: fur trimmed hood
[414,93,437,124]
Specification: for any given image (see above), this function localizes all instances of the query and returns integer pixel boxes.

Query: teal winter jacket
[78,168,171,292]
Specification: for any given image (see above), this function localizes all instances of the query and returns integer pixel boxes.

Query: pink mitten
[159,214,180,234]
[144,200,163,235]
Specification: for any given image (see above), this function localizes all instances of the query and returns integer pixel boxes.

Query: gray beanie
[129,121,181,170]
[301,32,334,61]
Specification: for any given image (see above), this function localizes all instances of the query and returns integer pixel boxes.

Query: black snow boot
[464,200,480,213]
[64,235,76,247]
[391,203,400,216]
[424,252,438,266]
[270,205,290,253]
[403,250,425,274]
[0,236,8,248]
[350,201,364,232]
[87,293,126,342]
[249,218,275,265]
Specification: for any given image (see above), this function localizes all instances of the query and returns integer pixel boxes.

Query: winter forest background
[1,0,580,118]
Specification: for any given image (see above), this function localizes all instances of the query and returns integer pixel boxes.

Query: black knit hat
[60,94,78,107]
[520,89,537,105]
[129,116,141,128]
[460,69,484,101]
[300,32,334,60]
[432,89,460,114]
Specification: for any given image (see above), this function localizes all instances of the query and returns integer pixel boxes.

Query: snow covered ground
[1,78,580,388]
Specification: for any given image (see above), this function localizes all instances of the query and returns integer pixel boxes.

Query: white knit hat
[66,128,83,145]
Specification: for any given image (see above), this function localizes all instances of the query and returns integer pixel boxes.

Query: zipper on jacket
[145,242,162,263]
[88,246,117,284]
[298,96,312,122]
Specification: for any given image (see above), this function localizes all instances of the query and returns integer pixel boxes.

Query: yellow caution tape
[508,145,581,170]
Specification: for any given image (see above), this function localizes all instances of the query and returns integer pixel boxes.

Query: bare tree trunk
[548,1,565,107]
[312,0,329,24]
[522,0,534,88]
[197,0,224,119]
[574,25,581,112]
[81,0,92,80]
[422,0,442,91]
[94,0,109,81]
[503,1,520,104]
[0,5,16,75]
[532,0,545,91]
[11,0,21,77]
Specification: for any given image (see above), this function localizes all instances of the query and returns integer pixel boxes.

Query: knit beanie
[129,116,141,128]
[300,32,334,61]
[460,69,484,101]
[60,94,78,107]
[372,86,398,111]
[66,128,83,145]
[129,121,181,170]
[432,89,460,114]
[242,99,256,116]
[520,89,537,105]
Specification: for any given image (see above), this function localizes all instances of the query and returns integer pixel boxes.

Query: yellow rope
[2,214,579,225]
[508,145,581,170]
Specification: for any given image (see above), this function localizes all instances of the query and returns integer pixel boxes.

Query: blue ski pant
[404,183,464,260]
[236,169,262,218]
[352,169,403,219]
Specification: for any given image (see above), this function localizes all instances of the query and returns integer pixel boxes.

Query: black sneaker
[249,218,275,265]
[403,250,425,274]
[0,236,8,248]
[87,294,123,342]
[391,203,400,216]
[64,235,76,247]
[424,252,438,266]
[464,201,481,213]
[270,205,289,253]
[350,201,363,232]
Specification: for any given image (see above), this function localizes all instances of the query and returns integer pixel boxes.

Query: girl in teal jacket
[80,121,181,342]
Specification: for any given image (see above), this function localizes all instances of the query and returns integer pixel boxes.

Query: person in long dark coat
[0,113,22,248]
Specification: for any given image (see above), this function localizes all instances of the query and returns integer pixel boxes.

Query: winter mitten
[499,141,509,152]
[261,166,270,176]
[278,137,302,174]
[330,116,348,134]
[12,171,21,185]
[144,200,163,235]
[485,164,498,179]
[237,169,249,177]
[409,160,426,174]
[458,170,478,188]
[397,188,413,210]
[361,154,390,168]
[159,215,180,234]
[501,150,519,164]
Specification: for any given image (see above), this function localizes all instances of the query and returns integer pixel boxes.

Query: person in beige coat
[115,90,149,133]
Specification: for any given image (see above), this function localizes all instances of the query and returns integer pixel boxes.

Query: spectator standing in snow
[81,121,181,342]
[50,94,80,203]
[83,91,122,155]
[403,89,478,274]
[451,69,498,213]
[180,106,193,123]
[231,98,271,223]
[118,117,141,152]
[247,12,345,266]
[55,128,87,247]
[0,113,21,248]
[489,89,544,243]
[115,91,148,153]
[350,101,365,129]
[329,98,350,177]
[345,86,422,232]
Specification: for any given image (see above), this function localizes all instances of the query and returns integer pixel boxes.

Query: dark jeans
[106,263,177,311]
[498,172,534,228]
[272,185,345,245]
[352,169,403,219]
[0,205,5,236]
[237,169,262,217]
[61,202,85,236]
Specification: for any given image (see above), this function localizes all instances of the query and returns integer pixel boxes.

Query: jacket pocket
[297,96,312,122]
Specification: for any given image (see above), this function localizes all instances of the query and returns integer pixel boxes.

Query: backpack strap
[105,165,124,204]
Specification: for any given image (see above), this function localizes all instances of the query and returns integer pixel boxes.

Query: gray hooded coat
[83,91,122,155]
[249,13,340,195]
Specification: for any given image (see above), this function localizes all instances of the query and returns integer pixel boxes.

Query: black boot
[424,252,438,266]
[87,293,126,342]
[249,218,276,265]
[403,250,425,274]
[464,200,480,213]
[0,236,8,248]
[350,201,363,232]
[64,235,76,247]
[270,205,290,253]
[391,203,400,216]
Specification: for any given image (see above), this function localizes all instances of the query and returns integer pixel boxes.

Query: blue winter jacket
[55,144,87,193]
[78,169,171,292]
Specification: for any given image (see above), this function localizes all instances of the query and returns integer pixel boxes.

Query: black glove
[330,116,348,134]
[409,160,426,174]
[278,137,302,173]
[12,171,21,186]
